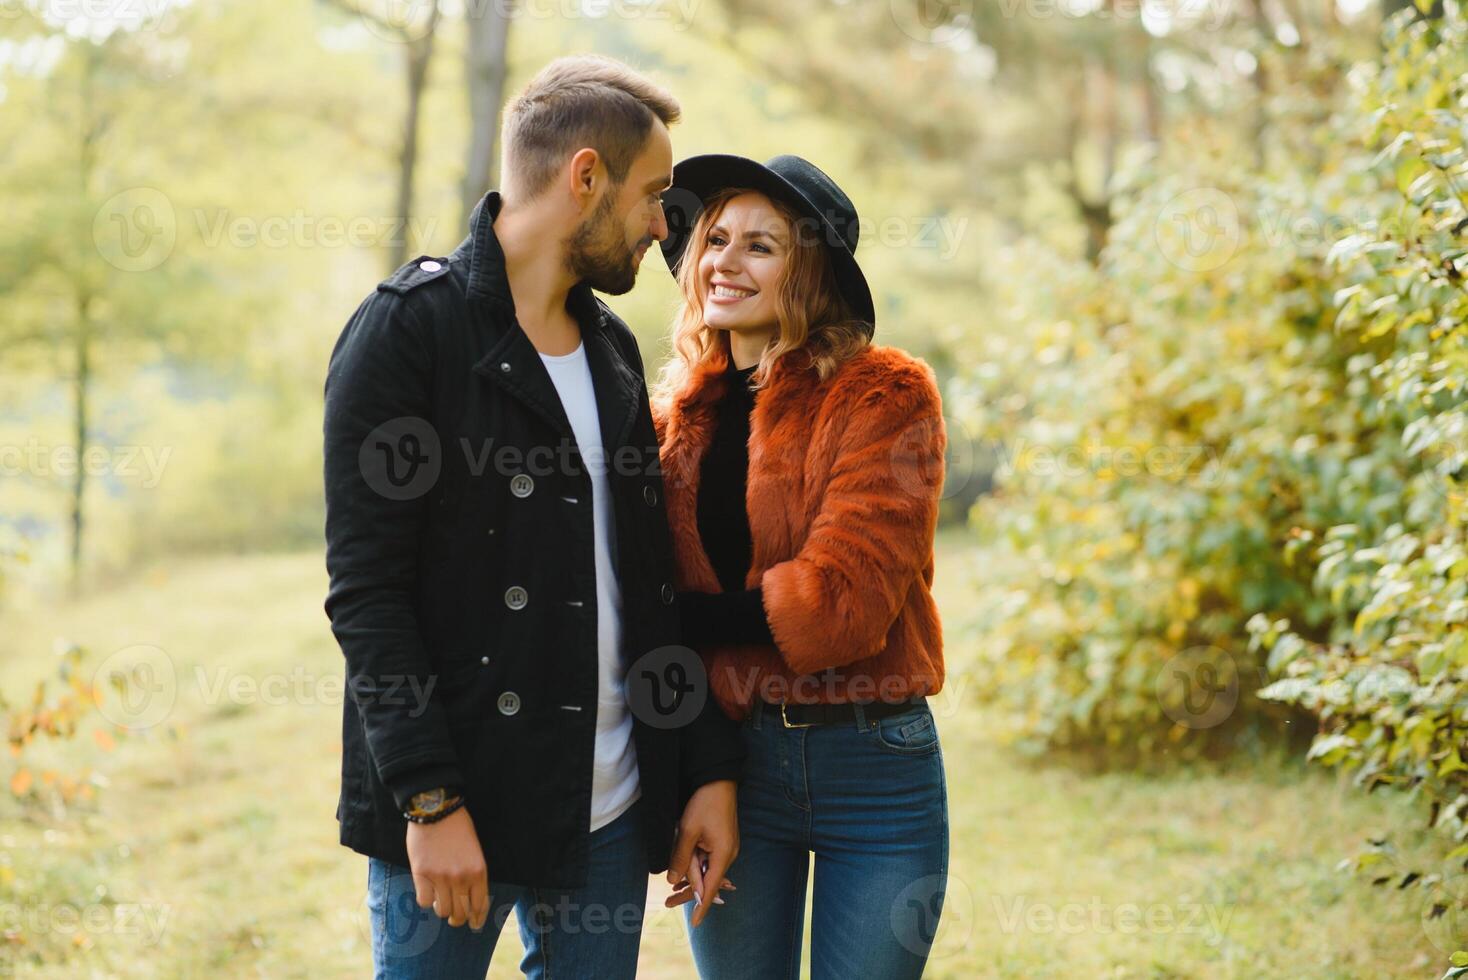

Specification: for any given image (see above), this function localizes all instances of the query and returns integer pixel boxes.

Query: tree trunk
[462,2,512,220]
[1137,31,1162,145]
[1066,57,1117,266]
[70,297,91,592]
[1249,0,1273,171]
[389,5,440,272]
[70,44,100,592]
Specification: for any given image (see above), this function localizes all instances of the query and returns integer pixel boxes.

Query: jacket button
[419,259,442,272]
[661,583,675,605]
[510,474,534,498]
[497,691,521,716]
[480,655,490,665]
[500,361,511,372]
[643,485,658,506]
[504,586,528,610]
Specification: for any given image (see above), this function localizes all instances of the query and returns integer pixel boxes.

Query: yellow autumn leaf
[9,768,32,795]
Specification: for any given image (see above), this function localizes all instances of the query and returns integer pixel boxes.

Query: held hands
[665,848,737,920]
[405,807,490,932]
[404,783,738,932]
[665,779,739,927]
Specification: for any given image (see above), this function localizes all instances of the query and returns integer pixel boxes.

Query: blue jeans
[685,699,949,980]
[367,796,647,979]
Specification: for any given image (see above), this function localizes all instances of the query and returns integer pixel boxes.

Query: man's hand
[666,779,738,927]
[405,808,490,931]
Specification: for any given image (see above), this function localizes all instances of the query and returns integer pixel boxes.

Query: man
[323,55,741,978]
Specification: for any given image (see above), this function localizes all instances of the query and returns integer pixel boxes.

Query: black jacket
[323,192,744,888]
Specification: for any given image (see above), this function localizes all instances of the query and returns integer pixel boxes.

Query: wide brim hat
[659,153,876,336]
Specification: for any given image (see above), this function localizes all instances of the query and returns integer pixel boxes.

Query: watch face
[414,788,446,814]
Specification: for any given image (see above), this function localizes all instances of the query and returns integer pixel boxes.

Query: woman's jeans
[685,699,950,980]
[366,796,647,979]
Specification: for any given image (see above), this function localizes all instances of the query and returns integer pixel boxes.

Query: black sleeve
[673,587,772,799]
[323,290,463,812]
[673,590,755,801]
[678,683,745,801]
[677,588,776,647]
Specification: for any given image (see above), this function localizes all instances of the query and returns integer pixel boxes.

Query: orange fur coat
[653,342,947,721]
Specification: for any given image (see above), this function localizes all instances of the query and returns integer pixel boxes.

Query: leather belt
[757,697,927,729]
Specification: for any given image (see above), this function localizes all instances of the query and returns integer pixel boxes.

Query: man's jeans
[367,797,647,979]
[684,700,949,980]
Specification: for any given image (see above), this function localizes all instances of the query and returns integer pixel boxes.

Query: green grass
[0,533,1456,978]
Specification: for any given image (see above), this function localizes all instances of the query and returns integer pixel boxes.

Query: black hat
[659,153,876,336]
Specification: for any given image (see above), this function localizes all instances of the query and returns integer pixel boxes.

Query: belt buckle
[780,703,815,729]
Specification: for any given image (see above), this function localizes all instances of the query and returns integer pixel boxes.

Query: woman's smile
[709,281,758,303]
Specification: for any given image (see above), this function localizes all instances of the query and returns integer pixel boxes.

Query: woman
[651,154,950,979]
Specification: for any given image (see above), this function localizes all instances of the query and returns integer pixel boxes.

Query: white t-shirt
[538,340,641,832]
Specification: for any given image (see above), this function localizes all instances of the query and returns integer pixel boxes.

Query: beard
[565,190,650,296]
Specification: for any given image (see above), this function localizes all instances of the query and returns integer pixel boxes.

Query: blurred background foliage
[1,0,1466,974]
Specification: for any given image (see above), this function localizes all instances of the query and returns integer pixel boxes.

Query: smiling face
[566,118,673,295]
[656,184,872,403]
[695,191,791,335]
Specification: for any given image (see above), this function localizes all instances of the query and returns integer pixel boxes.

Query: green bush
[955,6,1466,964]
[1249,1,1467,900]
[959,7,1465,770]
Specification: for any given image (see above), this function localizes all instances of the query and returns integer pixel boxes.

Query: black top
[699,360,758,590]
[679,358,776,647]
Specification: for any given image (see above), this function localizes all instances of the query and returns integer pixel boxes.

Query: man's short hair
[501,55,680,201]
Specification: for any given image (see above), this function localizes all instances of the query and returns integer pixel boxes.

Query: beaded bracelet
[403,794,466,825]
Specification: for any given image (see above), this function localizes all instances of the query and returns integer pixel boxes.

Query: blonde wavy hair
[651,187,871,404]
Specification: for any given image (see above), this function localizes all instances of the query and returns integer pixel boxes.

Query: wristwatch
[404,787,465,824]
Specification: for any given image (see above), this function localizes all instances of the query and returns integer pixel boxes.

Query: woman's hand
[666,778,739,926]
[665,847,736,917]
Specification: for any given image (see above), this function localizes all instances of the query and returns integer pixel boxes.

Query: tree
[320,0,443,272]
[0,9,232,588]
[462,2,511,220]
